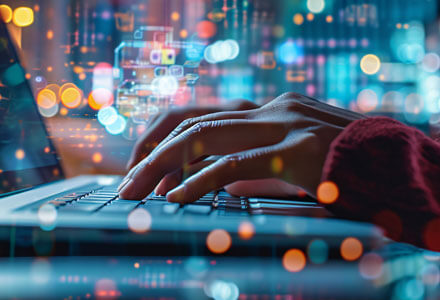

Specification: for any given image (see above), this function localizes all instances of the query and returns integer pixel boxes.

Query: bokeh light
[98,106,118,126]
[278,40,304,64]
[0,5,12,23]
[151,76,179,96]
[37,89,57,109]
[293,13,304,25]
[393,278,425,300]
[15,149,25,160]
[105,115,127,135]
[238,221,255,240]
[357,89,379,112]
[61,87,82,109]
[422,53,440,73]
[307,0,325,14]
[316,181,339,204]
[88,88,114,110]
[340,237,363,261]
[13,7,34,27]
[282,249,306,272]
[37,203,58,230]
[184,257,209,278]
[92,152,103,164]
[206,229,232,254]
[196,20,217,39]
[271,156,283,174]
[204,280,239,300]
[307,239,329,264]
[358,253,384,279]
[360,54,381,75]
[204,39,240,64]
[95,278,120,300]
[171,11,180,22]
[127,208,152,233]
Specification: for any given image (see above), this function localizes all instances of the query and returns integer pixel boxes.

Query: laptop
[0,21,383,256]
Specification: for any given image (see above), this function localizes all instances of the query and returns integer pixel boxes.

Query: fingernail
[119,179,134,199]
[154,185,163,196]
[167,184,185,203]
[125,160,133,170]
[118,177,131,192]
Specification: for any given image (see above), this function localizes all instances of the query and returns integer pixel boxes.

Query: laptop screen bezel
[0,21,65,197]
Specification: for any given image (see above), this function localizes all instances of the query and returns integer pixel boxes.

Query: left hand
[119,93,365,202]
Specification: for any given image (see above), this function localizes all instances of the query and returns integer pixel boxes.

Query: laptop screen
[0,21,63,196]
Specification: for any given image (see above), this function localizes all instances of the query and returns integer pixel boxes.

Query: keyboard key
[183,204,211,215]
[77,199,111,204]
[61,203,104,212]
[97,202,139,213]
[162,203,180,214]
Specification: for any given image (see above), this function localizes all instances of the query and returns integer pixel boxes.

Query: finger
[154,160,214,195]
[119,120,286,200]
[165,134,316,203]
[148,110,251,159]
[165,146,281,203]
[225,179,304,198]
[126,107,221,170]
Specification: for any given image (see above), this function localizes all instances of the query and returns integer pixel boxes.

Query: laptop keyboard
[23,185,319,217]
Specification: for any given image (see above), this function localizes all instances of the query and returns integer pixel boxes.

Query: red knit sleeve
[322,117,440,250]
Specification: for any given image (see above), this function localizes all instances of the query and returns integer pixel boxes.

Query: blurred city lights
[151,76,179,96]
[282,249,306,272]
[0,5,12,23]
[88,88,114,110]
[184,257,208,278]
[293,13,304,25]
[61,87,82,109]
[316,181,339,204]
[340,237,363,261]
[15,149,25,160]
[204,39,240,64]
[359,253,384,279]
[270,156,283,174]
[360,54,381,75]
[98,106,118,126]
[37,203,58,230]
[238,221,255,240]
[307,239,329,264]
[196,20,217,39]
[278,40,304,64]
[204,280,239,300]
[357,88,379,112]
[206,229,232,254]
[92,152,103,164]
[12,7,34,27]
[105,115,127,135]
[37,89,57,110]
[421,53,440,73]
[127,208,152,233]
[307,0,325,14]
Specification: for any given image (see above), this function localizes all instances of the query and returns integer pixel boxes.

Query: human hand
[126,99,258,170]
[119,93,365,202]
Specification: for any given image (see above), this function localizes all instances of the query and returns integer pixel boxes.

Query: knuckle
[221,154,244,168]
[280,92,302,99]
[188,121,213,135]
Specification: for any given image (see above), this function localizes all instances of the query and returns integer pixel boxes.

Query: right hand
[126,99,259,170]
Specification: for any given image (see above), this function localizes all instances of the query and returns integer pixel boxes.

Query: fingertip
[166,185,185,203]
[118,179,134,199]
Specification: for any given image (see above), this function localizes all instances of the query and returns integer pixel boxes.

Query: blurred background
[1,0,439,176]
